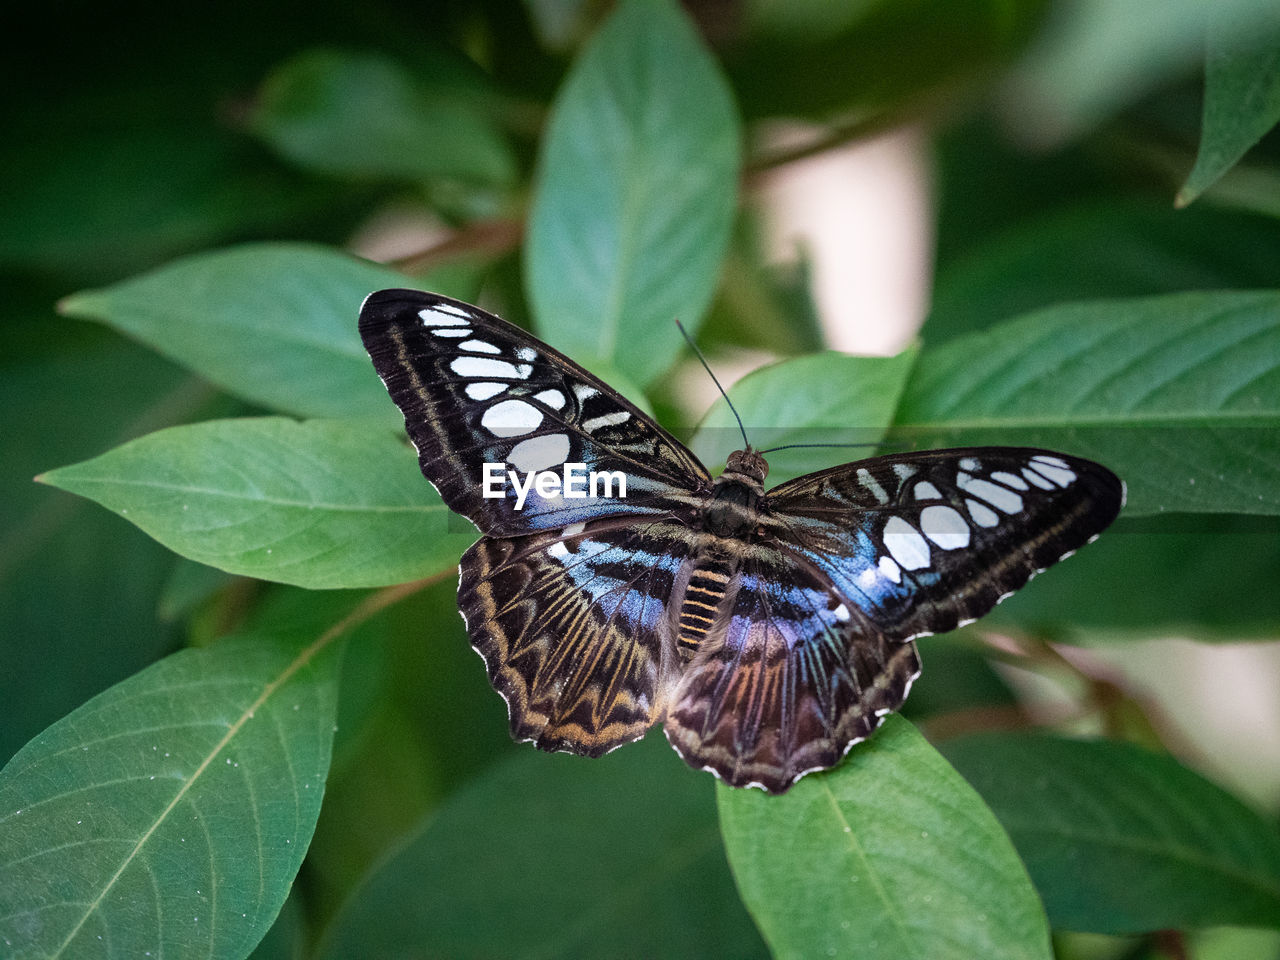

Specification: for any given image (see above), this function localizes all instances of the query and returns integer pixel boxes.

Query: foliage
[3,1,1280,958]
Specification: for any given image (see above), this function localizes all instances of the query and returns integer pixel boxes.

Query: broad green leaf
[1180,7,1280,206]
[59,244,410,421]
[1,317,212,763]
[941,734,1280,933]
[718,716,1051,960]
[990,516,1280,639]
[39,417,473,589]
[895,291,1280,516]
[316,735,768,960]
[691,348,919,486]
[1007,0,1280,143]
[249,49,515,187]
[1193,926,1280,960]
[525,0,740,385]
[247,889,306,960]
[305,577,511,921]
[0,588,351,960]
[904,636,1020,719]
[929,200,1280,343]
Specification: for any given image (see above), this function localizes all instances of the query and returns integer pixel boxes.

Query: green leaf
[1180,8,1280,206]
[941,734,1280,933]
[1,323,200,763]
[989,516,1280,639]
[249,49,515,187]
[895,291,1280,516]
[904,636,1019,719]
[691,348,919,485]
[1007,0,1280,143]
[0,588,350,959]
[59,244,411,421]
[525,0,740,385]
[1193,926,1280,960]
[39,417,473,589]
[929,200,1280,343]
[718,716,1051,960]
[247,888,306,960]
[316,734,768,960]
[305,577,512,921]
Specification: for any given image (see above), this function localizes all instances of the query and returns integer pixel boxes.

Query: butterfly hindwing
[458,516,696,756]
[358,289,710,535]
[664,547,921,793]
[768,448,1125,643]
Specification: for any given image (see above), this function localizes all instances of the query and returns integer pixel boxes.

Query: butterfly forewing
[358,289,709,535]
[768,448,1125,643]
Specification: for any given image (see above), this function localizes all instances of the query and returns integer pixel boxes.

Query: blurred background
[3,1,1280,957]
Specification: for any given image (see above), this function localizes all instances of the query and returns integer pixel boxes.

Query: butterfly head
[724,448,768,484]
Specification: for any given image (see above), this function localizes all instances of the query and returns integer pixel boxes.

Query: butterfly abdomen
[676,563,733,661]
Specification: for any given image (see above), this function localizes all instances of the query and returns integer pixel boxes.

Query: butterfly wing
[459,516,696,756]
[358,289,710,535]
[664,547,921,793]
[665,447,1121,793]
[767,447,1125,642]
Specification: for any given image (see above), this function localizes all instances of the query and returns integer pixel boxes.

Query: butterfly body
[360,289,1124,793]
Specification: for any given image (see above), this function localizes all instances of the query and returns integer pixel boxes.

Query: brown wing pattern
[458,518,695,756]
[664,547,921,793]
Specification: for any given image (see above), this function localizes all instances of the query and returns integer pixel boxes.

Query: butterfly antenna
[758,440,906,455]
[675,318,750,450]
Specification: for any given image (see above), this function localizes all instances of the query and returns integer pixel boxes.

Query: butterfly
[359,289,1124,794]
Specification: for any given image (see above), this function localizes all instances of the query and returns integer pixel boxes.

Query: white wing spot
[481,399,543,437]
[958,473,1023,514]
[883,517,931,570]
[966,498,1000,527]
[991,471,1029,491]
[451,356,521,379]
[465,382,506,401]
[460,339,501,354]
[573,384,598,401]
[1032,454,1070,469]
[1022,466,1056,490]
[892,463,916,482]
[858,468,889,504]
[920,504,970,550]
[563,522,586,537]
[517,347,537,362]
[960,457,980,471]
[418,306,470,326]
[913,481,942,500]
[508,434,570,472]
[1029,460,1076,487]
[432,327,471,337]
[583,411,630,431]
[534,389,566,410]
[833,603,851,623]
[548,541,571,560]
[878,555,901,583]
